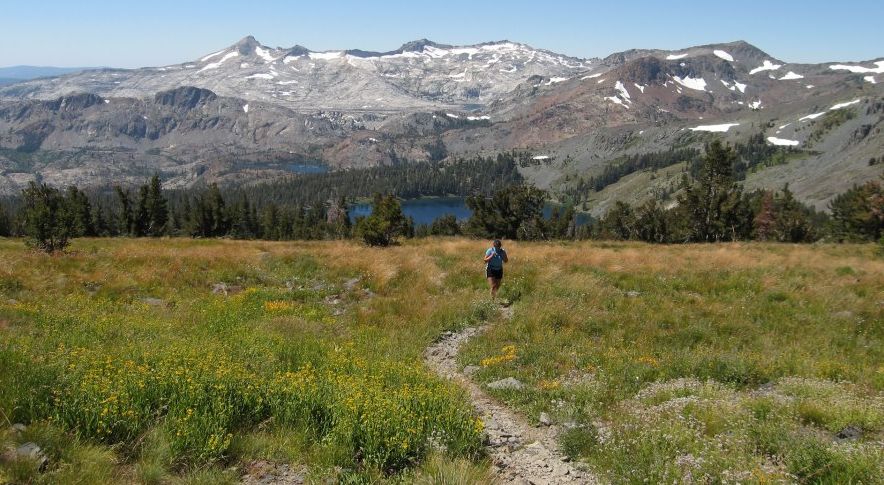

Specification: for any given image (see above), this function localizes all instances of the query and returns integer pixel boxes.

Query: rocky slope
[0,37,881,210]
[0,36,591,113]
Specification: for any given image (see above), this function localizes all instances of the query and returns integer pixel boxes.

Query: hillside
[0,238,881,483]
[0,37,881,211]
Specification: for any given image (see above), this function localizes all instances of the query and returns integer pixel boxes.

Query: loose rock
[836,425,863,441]
[487,377,525,390]
[463,365,481,376]
[141,297,166,307]
[14,442,47,469]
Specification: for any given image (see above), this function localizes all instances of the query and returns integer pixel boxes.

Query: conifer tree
[829,180,883,241]
[22,182,74,252]
[354,193,410,246]
[679,140,752,242]
[115,187,134,236]
[145,175,168,236]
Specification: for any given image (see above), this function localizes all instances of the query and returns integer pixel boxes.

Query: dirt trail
[424,308,597,484]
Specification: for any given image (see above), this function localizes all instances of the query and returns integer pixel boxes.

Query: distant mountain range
[0,66,98,85]
[0,36,881,212]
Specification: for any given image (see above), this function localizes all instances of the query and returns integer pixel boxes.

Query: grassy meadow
[0,237,881,483]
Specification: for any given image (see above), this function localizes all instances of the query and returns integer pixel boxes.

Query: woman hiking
[483,239,508,299]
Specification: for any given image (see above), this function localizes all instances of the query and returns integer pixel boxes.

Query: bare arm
[483,251,494,262]
[501,250,509,263]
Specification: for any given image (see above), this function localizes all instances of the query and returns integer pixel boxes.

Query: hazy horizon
[1,0,882,68]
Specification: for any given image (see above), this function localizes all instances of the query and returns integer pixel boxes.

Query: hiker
[483,239,508,299]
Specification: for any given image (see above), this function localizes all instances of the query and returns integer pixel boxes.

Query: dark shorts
[486,267,503,279]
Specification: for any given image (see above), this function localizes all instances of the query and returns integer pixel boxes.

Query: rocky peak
[232,35,262,55]
[397,39,448,53]
[154,86,217,109]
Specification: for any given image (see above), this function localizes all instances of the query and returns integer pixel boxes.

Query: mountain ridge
[0,36,880,212]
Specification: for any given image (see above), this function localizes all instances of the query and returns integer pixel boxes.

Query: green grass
[457,240,883,483]
[0,238,488,482]
[0,237,882,483]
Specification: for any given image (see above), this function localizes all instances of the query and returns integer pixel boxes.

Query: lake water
[350,197,471,225]
[286,163,328,174]
[349,197,591,226]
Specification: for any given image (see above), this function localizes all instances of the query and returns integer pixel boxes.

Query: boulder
[487,377,525,390]
[463,365,481,376]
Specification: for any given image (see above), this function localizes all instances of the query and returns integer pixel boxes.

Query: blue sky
[2,0,882,68]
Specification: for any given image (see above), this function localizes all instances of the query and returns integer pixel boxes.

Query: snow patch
[830,99,860,110]
[749,100,762,110]
[673,75,707,91]
[199,51,239,72]
[605,96,629,109]
[828,60,884,74]
[779,71,804,80]
[276,80,298,85]
[532,155,550,160]
[799,112,826,122]
[634,83,645,93]
[201,50,226,62]
[865,76,877,84]
[733,81,747,93]
[596,78,606,84]
[689,123,739,133]
[615,81,631,100]
[666,53,688,60]
[778,123,792,130]
[246,73,274,80]
[713,50,734,62]
[767,137,800,146]
[242,104,249,113]
[749,60,782,75]
[467,115,491,121]
[547,77,569,85]
[254,46,276,63]
[445,113,460,119]
[581,73,603,80]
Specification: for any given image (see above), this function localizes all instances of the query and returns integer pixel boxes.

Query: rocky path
[424,308,597,484]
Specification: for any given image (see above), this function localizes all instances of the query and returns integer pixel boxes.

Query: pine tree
[465,185,547,239]
[92,203,110,237]
[773,185,815,242]
[145,175,168,236]
[0,202,10,237]
[829,180,883,241]
[679,140,752,242]
[66,186,95,237]
[206,184,229,237]
[22,182,75,253]
[753,191,776,241]
[429,214,461,236]
[326,196,351,239]
[134,184,150,237]
[115,187,134,236]
[636,199,669,243]
[354,193,410,246]
[599,201,637,240]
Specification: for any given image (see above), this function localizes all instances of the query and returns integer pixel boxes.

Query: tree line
[593,141,880,243]
[0,141,880,250]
